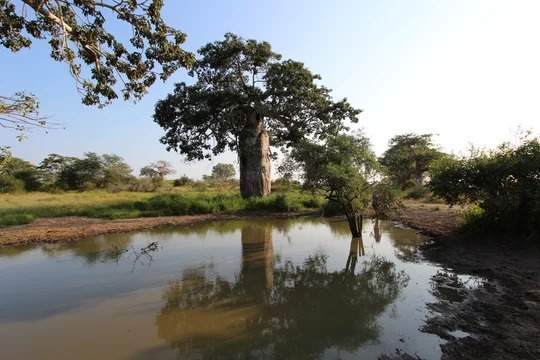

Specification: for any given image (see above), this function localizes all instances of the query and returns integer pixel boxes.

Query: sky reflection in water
[0,218,454,359]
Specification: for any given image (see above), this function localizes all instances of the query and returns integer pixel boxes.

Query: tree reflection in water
[156,225,409,359]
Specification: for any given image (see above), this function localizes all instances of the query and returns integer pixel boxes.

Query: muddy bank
[390,201,463,238]
[419,238,540,360]
[373,202,540,360]
[0,212,311,247]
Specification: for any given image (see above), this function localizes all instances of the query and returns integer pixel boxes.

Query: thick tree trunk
[239,112,271,198]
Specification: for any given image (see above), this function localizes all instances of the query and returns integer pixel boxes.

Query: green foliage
[0,0,193,106]
[0,174,25,193]
[430,138,540,239]
[380,133,443,190]
[0,189,323,227]
[404,184,430,200]
[322,200,345,216]
[371,182,401,218]
[0,151,135,192]
[210,163,236,181]
[55,152,134,190]
[173,176,194,187]
[154,33,359,161]
[293,133,378,214]
[0,148,42,191]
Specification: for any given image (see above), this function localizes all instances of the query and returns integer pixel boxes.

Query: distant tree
[0,0,194,107]
[101,154,133,186]
[154,33,359,198]
[293,134,379,237]
[140,160,175,184]
[0,148,42,191]
[380,133,443,190]
[38,153,76,187]
[210,163,236,181]
[57,152,103,190]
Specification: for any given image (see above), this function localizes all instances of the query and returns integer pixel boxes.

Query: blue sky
[1,0,539,178]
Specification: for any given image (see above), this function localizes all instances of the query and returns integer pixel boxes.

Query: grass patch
[0,188,324,227]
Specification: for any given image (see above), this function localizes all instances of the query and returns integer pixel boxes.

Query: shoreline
[1,203,539,359]
[0,211,315,247]
[0,202,460,247]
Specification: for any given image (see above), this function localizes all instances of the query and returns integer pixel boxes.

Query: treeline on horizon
[2,134,539,240]
[0,149,239,193]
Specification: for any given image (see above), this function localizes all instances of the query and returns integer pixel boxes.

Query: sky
[1,0,539,179]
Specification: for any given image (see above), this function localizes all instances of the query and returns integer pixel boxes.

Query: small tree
[293,134,379,237]
[380,133,443,190]
[210,163,236,182]
[154,33,359,198]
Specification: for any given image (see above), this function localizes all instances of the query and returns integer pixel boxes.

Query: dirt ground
[0,212,309,247]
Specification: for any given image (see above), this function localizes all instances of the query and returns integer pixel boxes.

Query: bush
[173,176,193,187]
[430,138,540,239]
[0,175,25,193]
[404,184,429,200]
[372,182,401,218]
[127,178,159,192]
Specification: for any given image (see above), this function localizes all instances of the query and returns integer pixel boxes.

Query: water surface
[0,217,468,359]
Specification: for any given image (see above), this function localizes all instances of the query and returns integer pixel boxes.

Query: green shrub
[430,138,540,239]
[0,175,25,193]
[173,176,193,187]
[404,185,429,200]
[0,213,35,227]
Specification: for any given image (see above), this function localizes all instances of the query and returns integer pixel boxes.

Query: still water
[0,218,467,359]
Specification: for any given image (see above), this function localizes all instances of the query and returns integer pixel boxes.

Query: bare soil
[0,212,308,247]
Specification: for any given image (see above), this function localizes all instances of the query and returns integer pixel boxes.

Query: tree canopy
[154,33,360,161]
[1,0,194,107]
[291,133,380,236]
[379,133,442,190]
[293,134,378,210]
[210,163,236,181]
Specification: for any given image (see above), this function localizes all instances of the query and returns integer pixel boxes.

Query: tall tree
[154,33,360,198]
[379,133,442,190]
[1,0,194,133]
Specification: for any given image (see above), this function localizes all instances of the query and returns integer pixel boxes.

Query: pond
[0,217,475,359]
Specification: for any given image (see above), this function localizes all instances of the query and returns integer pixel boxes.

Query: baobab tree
[154,33,360,198]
